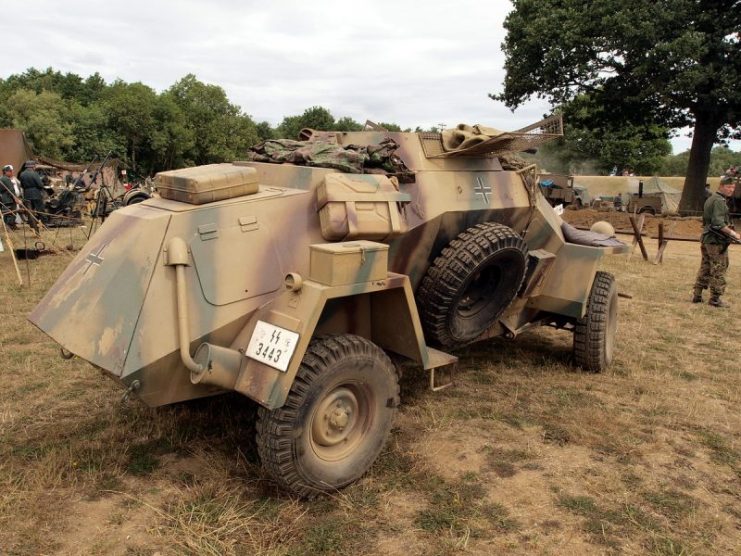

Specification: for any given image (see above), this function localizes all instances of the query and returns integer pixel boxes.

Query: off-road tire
[126,195,147,206]
[573,271,617,372]
[417,222,528,347]
[256,334,399,498]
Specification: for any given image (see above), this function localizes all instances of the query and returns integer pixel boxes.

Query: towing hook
[121,379,141,403]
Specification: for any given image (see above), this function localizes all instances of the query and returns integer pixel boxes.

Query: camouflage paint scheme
[29,130,626,409]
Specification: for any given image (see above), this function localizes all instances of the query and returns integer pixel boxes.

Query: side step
[425,347,458,392]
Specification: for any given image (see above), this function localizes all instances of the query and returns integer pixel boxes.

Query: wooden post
[1,216,23,286]
[628,214,649,261]
[653,222,668,264]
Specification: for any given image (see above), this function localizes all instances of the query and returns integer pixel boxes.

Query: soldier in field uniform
[692,176,740,307]
[18,160,45,232]
[0,164,18,229]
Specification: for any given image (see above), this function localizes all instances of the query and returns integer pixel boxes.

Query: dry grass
[0,225,739,555]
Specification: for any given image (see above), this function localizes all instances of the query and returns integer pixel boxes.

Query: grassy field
[0,226,739,555]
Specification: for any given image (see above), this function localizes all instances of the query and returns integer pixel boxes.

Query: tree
[659,146,741,177]
[101,81,159,170]
[277,106,336,138]
[545,95,672,174]
[148,94,195,171]
[335,116,364,131]
[0,67,106,106]
[255,121,275,141]
[67,102,126,163]
[495,0,741,212]
[2,89,74,158]
[167,74,259,165]
[375,122,404,132]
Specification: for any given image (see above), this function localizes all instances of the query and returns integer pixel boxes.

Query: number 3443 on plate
[245,321,300,372]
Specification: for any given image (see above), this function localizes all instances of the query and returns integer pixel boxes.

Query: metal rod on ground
[1,216,23,286]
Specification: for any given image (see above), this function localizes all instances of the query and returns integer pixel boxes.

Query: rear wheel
[256,335,399,498]
[573,271,617,372]
[417,222,528,347]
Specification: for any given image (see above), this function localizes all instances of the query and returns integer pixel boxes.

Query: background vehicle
[538,173,590,208]
[626,178,681,215]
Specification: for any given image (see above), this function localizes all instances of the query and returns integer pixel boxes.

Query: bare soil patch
[564,208,703,238]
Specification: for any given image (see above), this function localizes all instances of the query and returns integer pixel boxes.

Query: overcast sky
[4,0,737,154]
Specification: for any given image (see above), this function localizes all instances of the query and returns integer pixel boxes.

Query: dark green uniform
[694,192,731,298]
[19,168,45,230]
[0,175,17,228]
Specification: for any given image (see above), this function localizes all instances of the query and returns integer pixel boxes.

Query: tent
[632,177,681,214]
[0,129,33,172]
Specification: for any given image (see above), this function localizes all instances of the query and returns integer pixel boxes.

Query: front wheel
[256,335,399,498]
[573,271,618,372]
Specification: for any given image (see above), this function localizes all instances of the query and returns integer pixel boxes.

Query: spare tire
[417,222,528,347]
[124,191,151,206]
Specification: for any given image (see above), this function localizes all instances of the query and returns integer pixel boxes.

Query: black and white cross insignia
[474,176,491,205]
[82,243,108,275]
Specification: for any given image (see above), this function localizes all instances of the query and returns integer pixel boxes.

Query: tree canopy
[0,69,411,175]
[537,95,672,175]
[495,0,741,211]
[276,107,374,138]
[0,69,261,175]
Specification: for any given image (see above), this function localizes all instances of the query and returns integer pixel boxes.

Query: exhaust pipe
[191,343,242,389]
[166,236,242,389]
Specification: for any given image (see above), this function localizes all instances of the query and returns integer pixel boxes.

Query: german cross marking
[83,243,108,275]
[474,176,491,205]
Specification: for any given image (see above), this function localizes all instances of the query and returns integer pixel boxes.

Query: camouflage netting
[245,138,414,182]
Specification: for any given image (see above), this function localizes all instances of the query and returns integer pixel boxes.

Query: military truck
[29,116,627,497]
[537,173,590,209]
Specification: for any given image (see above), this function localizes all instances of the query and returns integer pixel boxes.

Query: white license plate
[245,321,300,372]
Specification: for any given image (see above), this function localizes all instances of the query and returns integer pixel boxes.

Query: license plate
[245,321,300,372]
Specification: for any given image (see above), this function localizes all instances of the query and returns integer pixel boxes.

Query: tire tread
[256,335,399,498]
[573,271,617,372]
[417,222,528,346]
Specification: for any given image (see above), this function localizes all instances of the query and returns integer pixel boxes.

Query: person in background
[692,176,740,307]
[18,160,45,232]
[0,165,18,230]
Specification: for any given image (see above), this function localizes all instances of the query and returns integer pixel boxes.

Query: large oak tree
[494,0,740,211]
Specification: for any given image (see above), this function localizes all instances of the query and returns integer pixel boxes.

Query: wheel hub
[312,388,359,447]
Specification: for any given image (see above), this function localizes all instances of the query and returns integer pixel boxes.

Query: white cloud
[5,0,738,154]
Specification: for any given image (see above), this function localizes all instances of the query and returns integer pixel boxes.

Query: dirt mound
[563,208,703,238]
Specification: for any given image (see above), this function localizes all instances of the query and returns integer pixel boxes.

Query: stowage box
[309,241,389,286]
[156,163,259,205]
